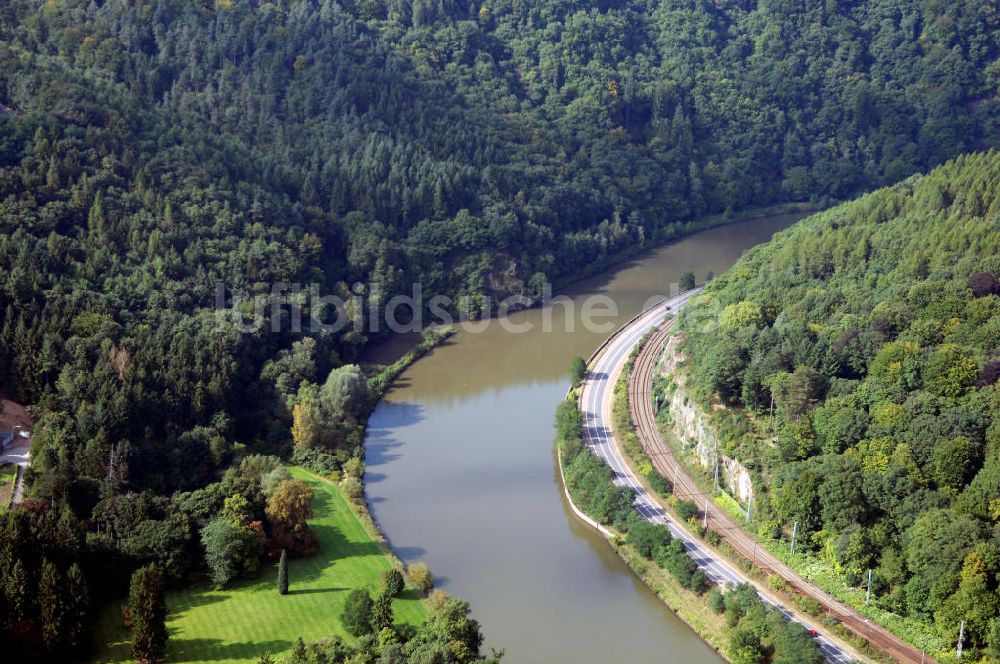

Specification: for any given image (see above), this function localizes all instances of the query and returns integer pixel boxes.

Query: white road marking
[578,291,854,664]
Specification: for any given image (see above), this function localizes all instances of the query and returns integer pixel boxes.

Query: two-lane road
[577,289,857,664]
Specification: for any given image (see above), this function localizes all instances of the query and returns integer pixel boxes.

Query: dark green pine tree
[288,637,309,664]
[38,559,66,653]
[129,565,168,663]
[277,549,288,596]
[370,592,394,633]
[65,563,90,654]
[4,557,30,622]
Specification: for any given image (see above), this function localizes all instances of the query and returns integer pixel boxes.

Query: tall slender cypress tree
[277,549,288,595]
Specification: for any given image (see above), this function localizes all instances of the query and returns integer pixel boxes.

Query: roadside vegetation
[675,152,1000,661]
[1,0,999,656]
[556,399,634,532]
[555,378,824,664]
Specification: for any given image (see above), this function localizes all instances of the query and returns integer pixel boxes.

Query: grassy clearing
[94,467,424,663]
[0,463,16,510]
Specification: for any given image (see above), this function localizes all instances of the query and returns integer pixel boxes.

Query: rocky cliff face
[659,336,755,505]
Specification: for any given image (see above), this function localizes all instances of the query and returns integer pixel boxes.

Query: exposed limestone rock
[658,336,754,505]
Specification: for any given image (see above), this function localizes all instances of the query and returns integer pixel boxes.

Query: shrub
[626,518,671,559]
[381,568,404,597]
[569,356,587,388]
[687,570,710,595]
[675,500,699,521]
[409,562,433,593]
[343,457,364,479]
[342,476,364,503]
[291,447,341,476]
[708,587,726,614]
[370,592,394,632]
[646,469,673,495]
[341,589,373,636]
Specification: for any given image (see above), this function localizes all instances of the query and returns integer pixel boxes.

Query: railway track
[626,321,934,664]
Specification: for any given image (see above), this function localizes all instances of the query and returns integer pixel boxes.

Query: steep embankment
[668,152,1000,661]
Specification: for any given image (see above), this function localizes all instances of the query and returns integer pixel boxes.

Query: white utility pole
[865,569,873,606]
[745,494,753,524]
[790,521,798,555]
[703,499,709,530]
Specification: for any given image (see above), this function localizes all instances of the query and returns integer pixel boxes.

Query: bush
[291,447,342,476]
[341,589,373,636]
[381,568,404,597]
[341,476,364,503]
[626,518,672,559]
[675,500,699,521]
[370,592,394,632]
[554,399,583,443]
[646,469,673,496]
[569,356,587,388]
[343,457,364,479]
[729,628,765,664]
[409,562,434,593]
[687,570,710,595]
[708,587,726,614]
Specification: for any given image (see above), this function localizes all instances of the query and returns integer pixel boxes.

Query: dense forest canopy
[676,151,1000,658]
[0,0,999,656]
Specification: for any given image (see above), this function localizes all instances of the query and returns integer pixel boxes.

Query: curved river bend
[365,215,799,663]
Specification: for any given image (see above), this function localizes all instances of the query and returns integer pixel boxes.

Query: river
[364,214,800,663]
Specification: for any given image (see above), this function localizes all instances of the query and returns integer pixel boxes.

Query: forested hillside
[1,0,999,656]
[676,151,1000,658]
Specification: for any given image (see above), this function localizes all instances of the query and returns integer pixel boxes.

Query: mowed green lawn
[95,467,425,663]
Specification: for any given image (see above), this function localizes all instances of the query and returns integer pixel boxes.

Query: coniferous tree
[4,558,29,622]
[381,568,404,597]
[129,565,168,663]
[370,592,394,632]
[340,588,373,636]
[277,549,288,596]
[65,563,90,654]
[289,637,309,664]
[38,559,66,653]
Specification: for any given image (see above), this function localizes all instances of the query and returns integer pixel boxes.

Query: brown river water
[364,214,800,663]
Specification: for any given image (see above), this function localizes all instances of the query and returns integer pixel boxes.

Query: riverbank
[549,202,816,293]
[555,434,733,661]
[362,212,801,662]
[94,467,425,663]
